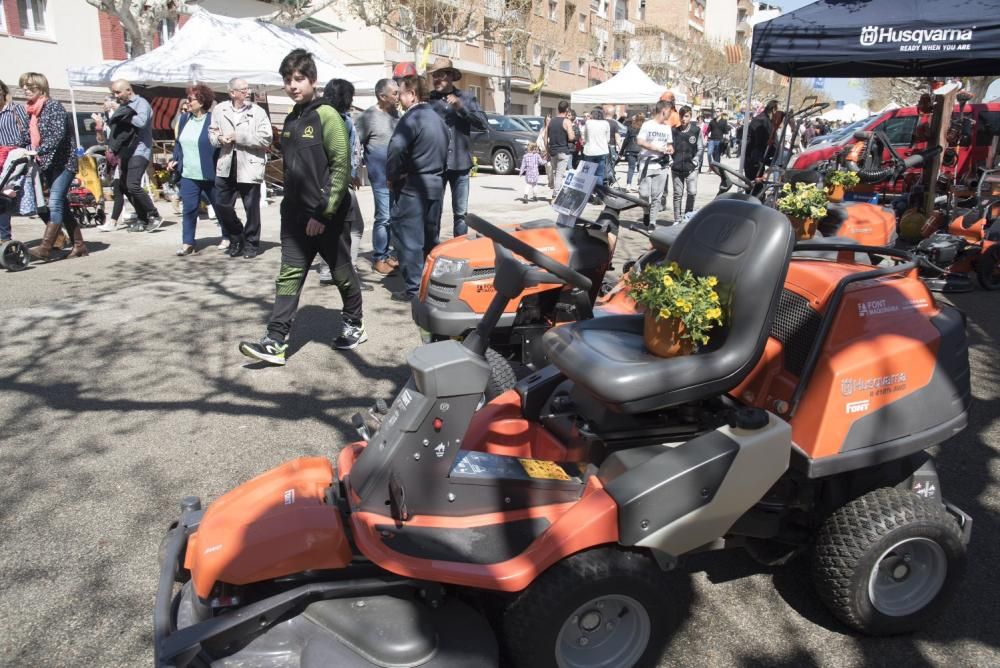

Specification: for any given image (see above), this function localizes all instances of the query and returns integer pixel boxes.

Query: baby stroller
[0,147,43,271]
[66,152,107,228]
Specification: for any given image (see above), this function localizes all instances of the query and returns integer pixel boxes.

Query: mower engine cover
[917,234,969,267]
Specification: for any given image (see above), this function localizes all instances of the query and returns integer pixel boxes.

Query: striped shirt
[0,103,29,148]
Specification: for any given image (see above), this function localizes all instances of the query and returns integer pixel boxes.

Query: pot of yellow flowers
[625,260,724,358]
[776,181,829,240]
[824,169,860,203]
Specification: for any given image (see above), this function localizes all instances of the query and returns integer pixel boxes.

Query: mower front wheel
[812,487,965,635]
[502,548,675,668]
[484,347,518,401]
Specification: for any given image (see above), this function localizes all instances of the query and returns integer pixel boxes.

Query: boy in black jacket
[240,49,365,365]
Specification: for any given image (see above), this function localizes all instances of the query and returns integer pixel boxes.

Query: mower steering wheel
[710,160,753,189]
[594,183,650,209]
[466,214,593,292]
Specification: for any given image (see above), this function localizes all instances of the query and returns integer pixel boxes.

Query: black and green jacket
[280,97,351,223]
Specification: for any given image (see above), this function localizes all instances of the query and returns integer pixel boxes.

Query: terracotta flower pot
[788,216,817,240]
[644,312,695,358]
[827,184,845,203]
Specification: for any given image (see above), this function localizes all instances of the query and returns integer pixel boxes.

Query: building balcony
[738,0,753,12]
[484,48,504,69]
[613,19,635,35]
[431,38,460,57]
[736,20,750,35]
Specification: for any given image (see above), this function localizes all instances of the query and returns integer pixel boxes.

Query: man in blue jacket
[426,57,487,239]
[386,74,448,303]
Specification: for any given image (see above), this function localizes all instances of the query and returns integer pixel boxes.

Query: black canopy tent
[750,0,1000,78]
[740,0,1000,170]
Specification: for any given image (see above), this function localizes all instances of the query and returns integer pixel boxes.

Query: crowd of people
[1,49,797,367]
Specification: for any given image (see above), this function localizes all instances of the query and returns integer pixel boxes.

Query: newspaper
[552,161,598,226]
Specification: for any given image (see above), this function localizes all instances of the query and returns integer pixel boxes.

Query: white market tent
[67,9,373,93]
[570,61,667,106]
[820,102,870,123]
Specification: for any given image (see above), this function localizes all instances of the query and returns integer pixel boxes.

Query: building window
[578,57,587,75]
[0,3,7,33]
[468,85,481,103]
[17,0,49,37]
[559,60,572,73]
[532,44,542,65]
[534,0,544,16]
[578,12,586,31]
[549,0,558,21]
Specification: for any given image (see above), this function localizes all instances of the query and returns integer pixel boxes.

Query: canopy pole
[68,84,82,150]
[739,63,756,172]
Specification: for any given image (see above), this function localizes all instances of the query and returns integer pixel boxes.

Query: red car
[794,102,1000,194]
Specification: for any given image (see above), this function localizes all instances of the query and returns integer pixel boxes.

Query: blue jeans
[391,190,443,297]
[372,185,391,261]
[625,153,639,185]
[581,154,606,184]
[179,177,216,245]
[43,166,75,225]
[443,169,469,237]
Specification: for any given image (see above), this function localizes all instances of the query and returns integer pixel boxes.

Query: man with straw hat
[426,57,488,240]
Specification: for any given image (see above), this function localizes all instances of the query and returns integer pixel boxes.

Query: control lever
[351,413,371,442]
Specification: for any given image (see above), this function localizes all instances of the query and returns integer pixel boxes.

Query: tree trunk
[966,76,997,103]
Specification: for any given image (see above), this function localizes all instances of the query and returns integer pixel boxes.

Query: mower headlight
[430,257,468,278]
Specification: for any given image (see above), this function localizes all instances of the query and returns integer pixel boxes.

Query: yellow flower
[706,276,718,287]
[669,261,680,274]
[706,307,722,320]
[658,308,671,320]
[662,275,674,287]
[710,292,719,302]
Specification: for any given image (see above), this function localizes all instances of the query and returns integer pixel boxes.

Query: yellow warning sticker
[518,459,571,480]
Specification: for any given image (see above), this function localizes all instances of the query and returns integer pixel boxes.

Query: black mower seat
[542,199,795,414]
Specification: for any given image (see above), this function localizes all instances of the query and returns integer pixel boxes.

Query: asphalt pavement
[1,164,998,667]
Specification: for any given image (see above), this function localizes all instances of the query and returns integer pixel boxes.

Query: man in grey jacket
[209,78,272,258]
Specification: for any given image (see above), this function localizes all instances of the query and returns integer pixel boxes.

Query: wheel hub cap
[868,537,947,617]
[555,594,650,668]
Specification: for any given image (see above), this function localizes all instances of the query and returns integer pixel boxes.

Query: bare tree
[864,77,926,110]
[339,0,529,65]
[85,0,191,56]
[267,0,341,26]
[965,76,999,103]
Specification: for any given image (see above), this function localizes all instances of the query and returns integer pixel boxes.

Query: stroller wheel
[0,240,30,271]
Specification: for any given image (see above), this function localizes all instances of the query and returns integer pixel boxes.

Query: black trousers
[214,162,262,249]
[266,194,363,341]
[123,155,158,222]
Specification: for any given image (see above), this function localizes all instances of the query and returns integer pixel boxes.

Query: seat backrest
[664,198,795,385]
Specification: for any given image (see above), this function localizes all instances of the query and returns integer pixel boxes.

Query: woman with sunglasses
[19,72,87,261]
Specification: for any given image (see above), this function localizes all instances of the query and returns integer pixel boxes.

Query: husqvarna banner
[751,0,1000,77]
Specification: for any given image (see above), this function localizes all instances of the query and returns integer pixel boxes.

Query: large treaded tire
[812,487,965,636]
[485,347,518,401]
[502,548,675,668]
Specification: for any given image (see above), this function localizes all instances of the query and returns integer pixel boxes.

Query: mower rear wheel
[502,547,674,668]
[975,246,1000,290]
[812,487,964,635]
[485,347,518,401]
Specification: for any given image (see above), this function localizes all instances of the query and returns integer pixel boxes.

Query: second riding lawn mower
[156,198,972,668]
[910,164,1000,292]
[415,161,901,395]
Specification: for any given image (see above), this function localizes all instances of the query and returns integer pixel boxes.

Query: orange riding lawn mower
[156,195,973,668]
